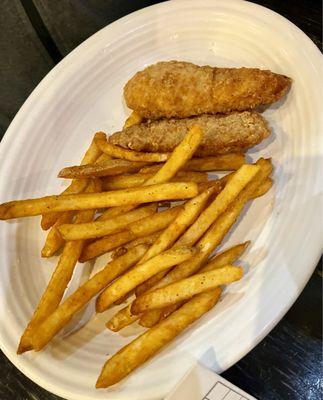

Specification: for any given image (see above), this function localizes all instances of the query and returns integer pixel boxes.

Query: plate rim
[0,1,322,399]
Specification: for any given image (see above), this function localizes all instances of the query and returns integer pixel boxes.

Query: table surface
[0,1,321,399]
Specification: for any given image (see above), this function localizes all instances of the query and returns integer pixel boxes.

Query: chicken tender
[124,61,291,119]
[109,112,270,156]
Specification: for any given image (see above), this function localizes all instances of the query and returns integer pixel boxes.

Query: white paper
[165,363,257,400]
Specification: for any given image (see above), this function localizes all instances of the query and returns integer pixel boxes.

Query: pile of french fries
[0,113,273,388]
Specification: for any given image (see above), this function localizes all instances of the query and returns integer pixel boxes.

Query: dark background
[0,1,322,399]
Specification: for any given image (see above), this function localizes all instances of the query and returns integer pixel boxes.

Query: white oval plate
[0,1,322,399]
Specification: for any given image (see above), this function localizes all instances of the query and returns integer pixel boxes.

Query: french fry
[138,242,252,328]
[101,171,208,191]
[128,206,182,237]
[111,232,162,259]
[140,153,245,174]
[106,304,139,332]
[132,266,242,314]
[123,111,143,128]
[135,187,215,296]
[31,244,149,351]
[140,188,214,263]
[96,288,222,388]
[138,252,206,328]
[201,242,250,273]
[58,159,149,179]
[80,206,181,262]
[41,211,75,257]
[176,164,260,246]
[80,231,135,262]
[40,158,110,232]
[95,125,204,221]
[0,182,198,219]
[143,125,204,185]
[253,177,273,198]
[96,247,196,312]
[137,240,249,305]
[197,158,272,255]
[186,154,245,171]
[197,180,225,194]
[95,137,169,162]
[17,204,97,354]
[96,204,137,222]
[58,204,157,241]
[40,132,106,230]
[41,179,102,257]
[134,174,232,297]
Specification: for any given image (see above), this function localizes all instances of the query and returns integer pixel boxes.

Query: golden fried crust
[109,112,270,157]
[124,61,292,119]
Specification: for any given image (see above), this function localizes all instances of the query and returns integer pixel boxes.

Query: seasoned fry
[128,205,182,237]
[185,154,245,171]
[31,244,148,351]
[123,111,143,129]
[143,125,204,185]
[96,288,222,387]
[0,182,198,219]
[41,179,101,257]
[58,204,157,241]
[140,154,245,174]
[106,304,139,332]
[135,174,232,297]
[197,158,272,255]
[176,164,260,246]
[135,188,215,296]
[80,231,135,262]
[41,211,75,257]
[93,125,204,221]
[141,188,214,264]
[80,206,181,262]
[138,252,206,328]
[58,159,148,179]
[138,242,251,328]
[111,112,270,156]
[197,179,225,194]
[40,132,106,230]
[132,266,242,314]
[96,204,137,222]
[95,137,169,162]
[17,205,96,354]
[101,171,208,191]
[253,177,273,198]
[96,247,196,312]
[111,232,162,259]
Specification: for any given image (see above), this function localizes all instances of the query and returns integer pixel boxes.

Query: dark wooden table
[0,1,321,399]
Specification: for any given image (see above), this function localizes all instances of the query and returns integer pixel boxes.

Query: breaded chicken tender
[109,112,270,157]
[124,61,291,119]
